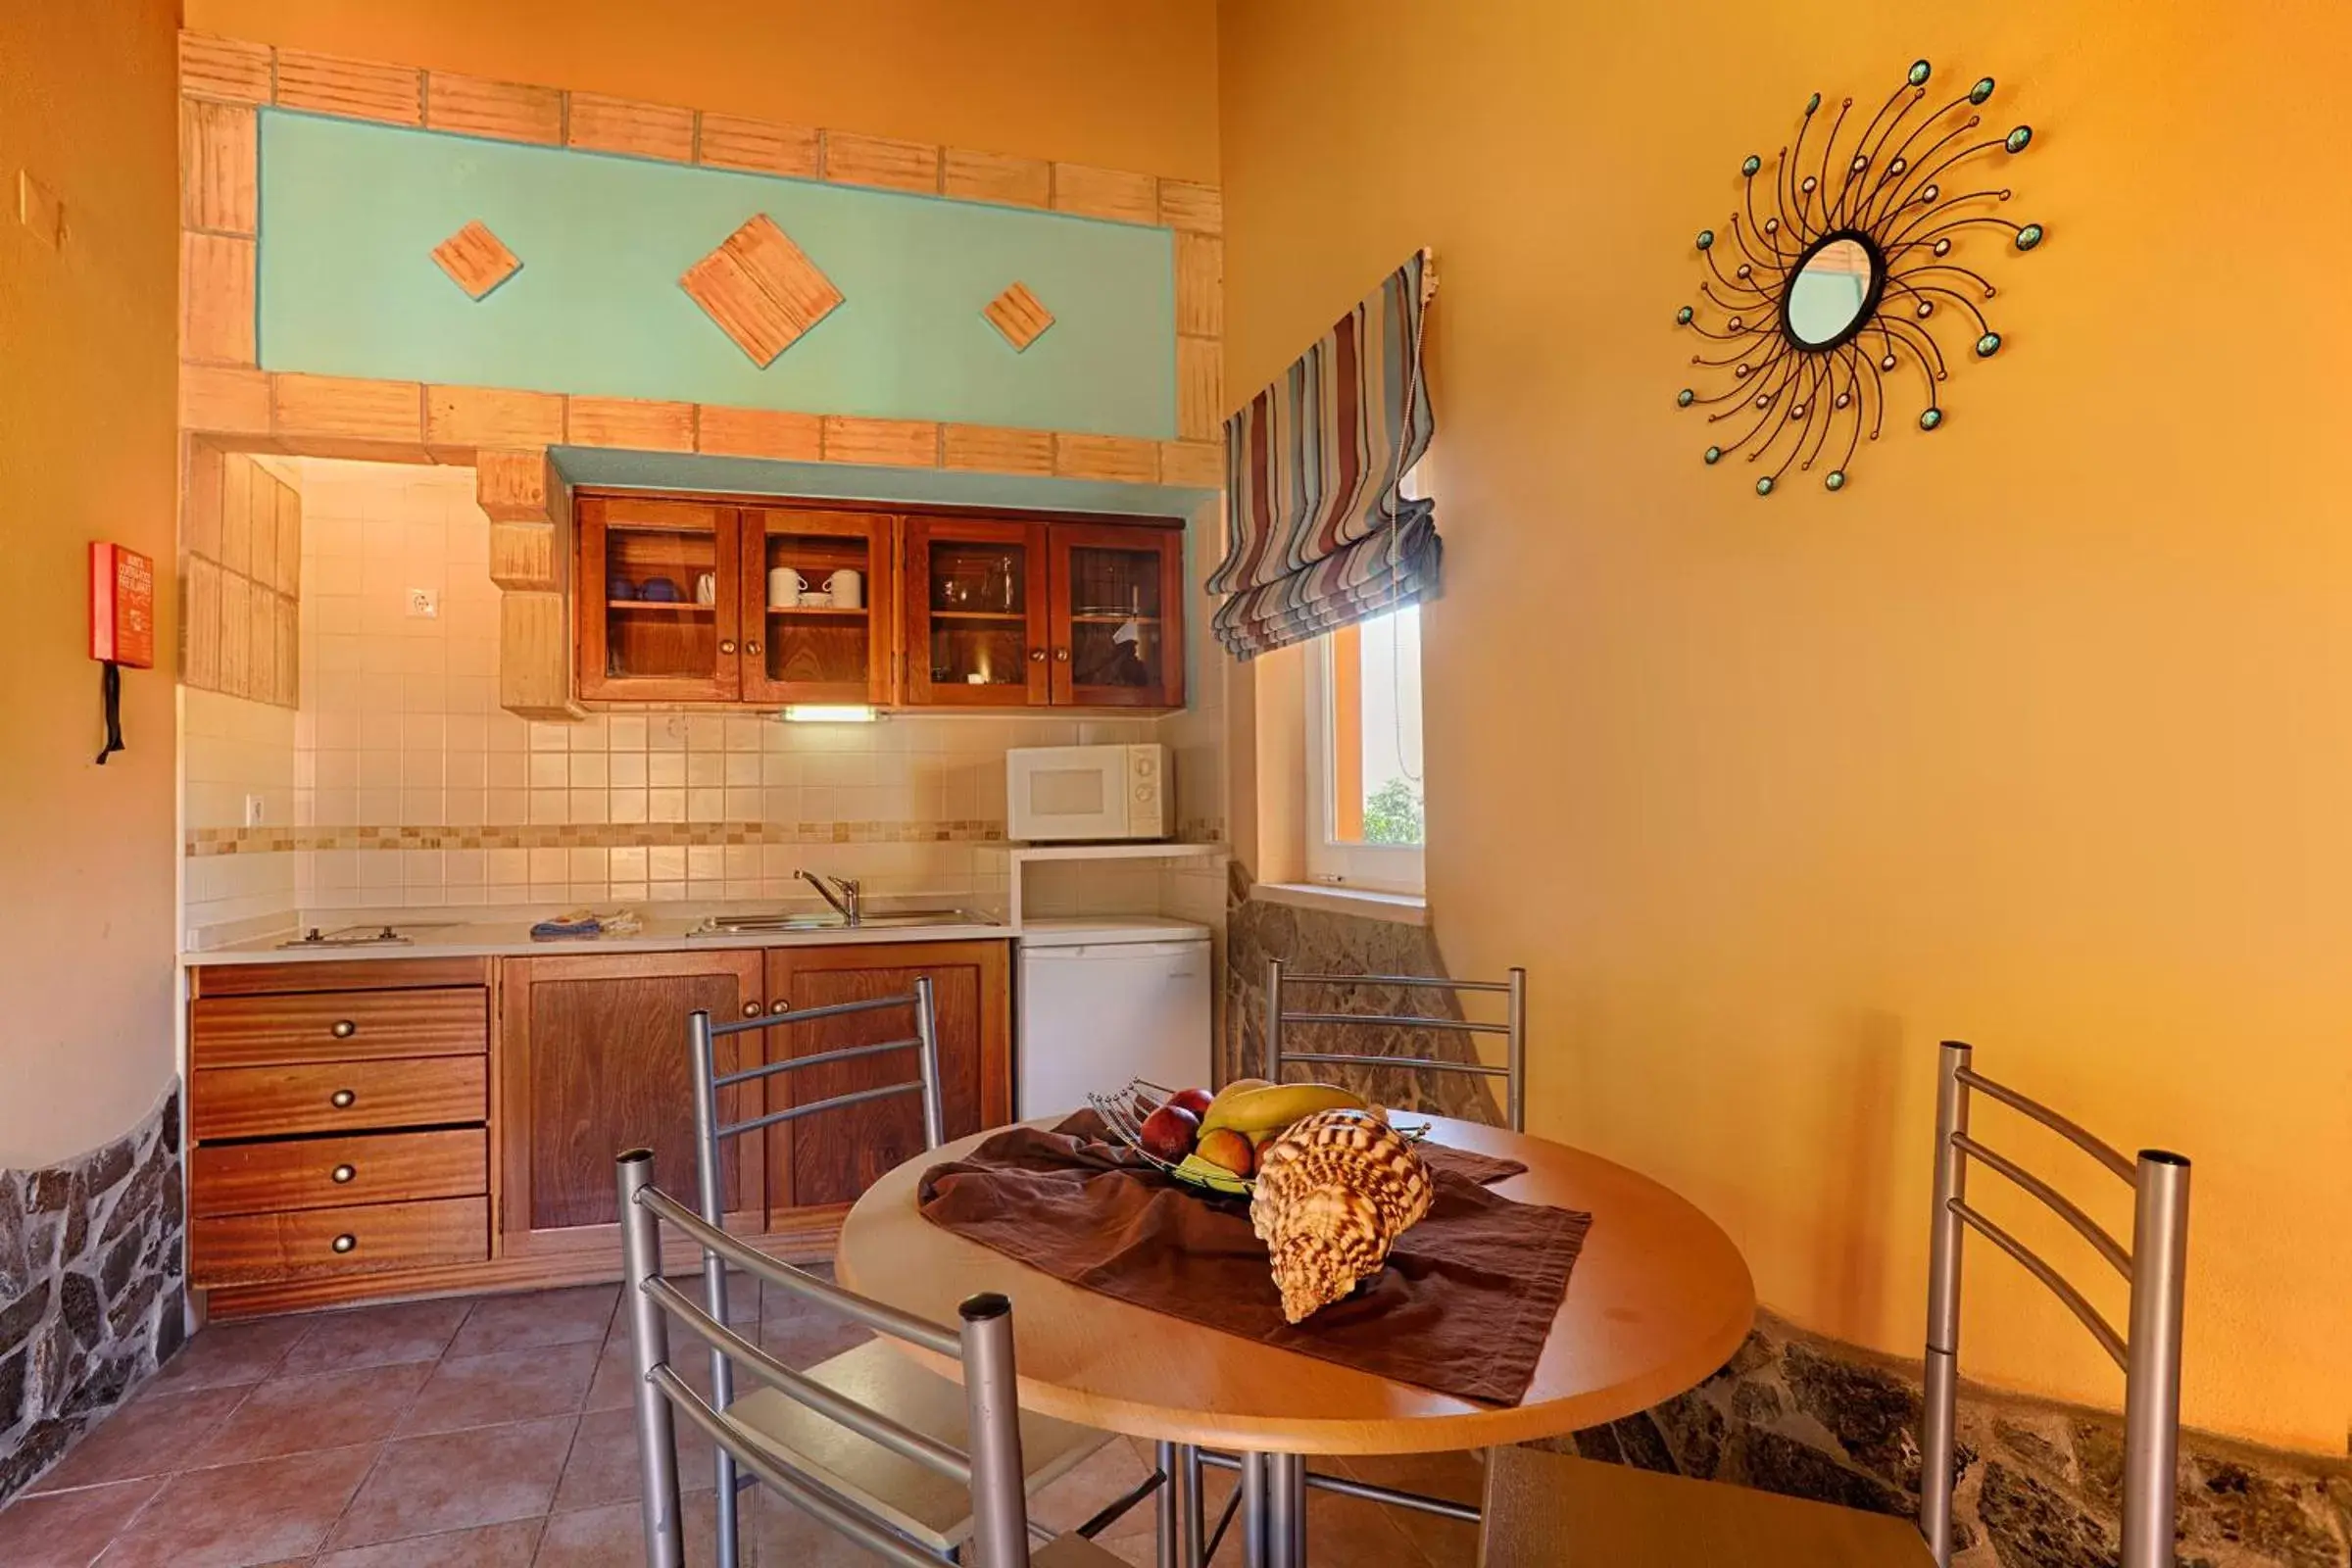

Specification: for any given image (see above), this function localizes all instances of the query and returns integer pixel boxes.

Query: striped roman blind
[1206,250,1440,660]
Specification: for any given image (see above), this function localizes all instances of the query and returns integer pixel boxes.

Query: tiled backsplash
[181,458,1225,943]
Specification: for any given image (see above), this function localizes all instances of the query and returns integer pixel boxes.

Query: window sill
[1251,881,1428,926]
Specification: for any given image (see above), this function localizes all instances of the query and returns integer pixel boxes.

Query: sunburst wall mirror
[1675,58,2044,496]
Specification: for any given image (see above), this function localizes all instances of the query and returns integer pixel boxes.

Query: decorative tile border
[186,821,1009,858]
[187,817,1231,857]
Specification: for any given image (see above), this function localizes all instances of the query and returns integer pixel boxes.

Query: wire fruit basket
[1084,1079,1255,1197]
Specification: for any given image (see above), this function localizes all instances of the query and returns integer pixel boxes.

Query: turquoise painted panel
[257,111,1176,438]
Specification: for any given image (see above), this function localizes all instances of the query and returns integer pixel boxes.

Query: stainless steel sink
[689,907,989,937]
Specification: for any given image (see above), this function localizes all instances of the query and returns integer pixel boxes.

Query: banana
[1200,1081,1370,1138]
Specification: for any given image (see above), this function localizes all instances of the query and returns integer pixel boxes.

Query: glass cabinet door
[902,517,1051,707]
[576,498,742,702]
[1049,522,1186,708]
[740,509,896,705]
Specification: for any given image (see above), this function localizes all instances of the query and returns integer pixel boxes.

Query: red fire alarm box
[89,542,156,669]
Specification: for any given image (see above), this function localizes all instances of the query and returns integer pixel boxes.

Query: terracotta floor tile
[312,1516,543,1566]
[395,1339,599,1437]
[93,1444,377,1568]
[1031,1434,1159,1542]
[144,1317,311,1393]
[274,1298,470,1376]
[0,1476,163,1567]
[323,1415,577,1549]
[25,1385,249,1493]
[585,1326,718,1413]
[555,1406,716,1513]
[1328,1450,1483,1566]
[187,1360,431,1466]
[446,1285,618,1359]
[537,1494,717,1567]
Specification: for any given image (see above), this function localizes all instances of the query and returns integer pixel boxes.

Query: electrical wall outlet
[243,794,267,827]
[407,587,439,618]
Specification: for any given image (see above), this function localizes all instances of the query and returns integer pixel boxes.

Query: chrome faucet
[796,869,861,925]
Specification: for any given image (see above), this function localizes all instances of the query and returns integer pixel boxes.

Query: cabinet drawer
[190,1130,487,1218]
[191,1196,488,1286]
[192,987,487,1067]
[192,1056,488,1141]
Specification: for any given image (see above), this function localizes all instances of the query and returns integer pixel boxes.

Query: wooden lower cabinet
[194,939,1011,1315]
[762,941,1011,1213]
[498,950,768,1261]
[495,940,1010,1261]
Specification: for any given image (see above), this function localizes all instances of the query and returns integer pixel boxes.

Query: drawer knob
[330,1234,358,1254]
[330,1089,357,1108]
[330,1019,358,1039]
[331,1163,357,1184]
[742,1001,762,1018]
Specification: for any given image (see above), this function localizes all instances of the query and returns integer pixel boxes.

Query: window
[1305,605,1425,893]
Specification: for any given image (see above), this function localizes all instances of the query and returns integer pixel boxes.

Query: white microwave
[1007,744,1171,842]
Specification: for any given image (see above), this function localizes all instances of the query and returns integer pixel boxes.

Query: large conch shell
[1250,1107,1435,1323]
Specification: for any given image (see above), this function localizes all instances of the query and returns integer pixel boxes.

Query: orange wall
[183,0,1220,181]
[0,0,182,1165]
[1219,1,2352,1451]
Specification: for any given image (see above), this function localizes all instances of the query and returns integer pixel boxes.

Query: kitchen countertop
[183,906,1012,966]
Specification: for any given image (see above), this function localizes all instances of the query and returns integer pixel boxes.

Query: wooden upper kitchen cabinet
[1047,519,1186,709]
[900,514,1053,708]
[572,491,1188,712]
[761,941,1010,1215]
[576,495,745,704]
[740,506,900,707]
[497,949,768,1260]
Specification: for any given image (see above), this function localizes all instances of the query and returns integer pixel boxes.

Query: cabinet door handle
[1054,648,1071,662]
[329,1019,358,1039]
[720,639,737,655]
[329,1089,357,1108]
[331,1163,358,1184]
[1029,648,1047,662]
[746,640,761,656]
[742,1001,762,1018]
[771,1000,791,1015]
[330,1234,358,1254]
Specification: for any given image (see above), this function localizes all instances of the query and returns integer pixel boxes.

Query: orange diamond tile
[983,281,1054,352]
[679,215,843,367]
[429,220,521,299]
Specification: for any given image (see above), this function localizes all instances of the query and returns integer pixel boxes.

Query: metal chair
[681,984,1115,1566]
[615,1150,1122,1567]
[1478,1038,2191,1568]
[1265,956,1528,1130]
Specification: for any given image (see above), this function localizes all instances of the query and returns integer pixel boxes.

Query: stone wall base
[1564,1310,2350,1568]
[0,1083,188,1504]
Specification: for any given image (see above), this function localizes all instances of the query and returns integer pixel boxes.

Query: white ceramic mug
[695,571,716,606]
[826,568,863,610]
[767,567,806,609]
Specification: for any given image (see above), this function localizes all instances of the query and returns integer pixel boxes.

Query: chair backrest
[614,1149,1034,1568]
[1920,1041,2190,1568]
[681,980,945,1565]
[1263,956,1528,1131]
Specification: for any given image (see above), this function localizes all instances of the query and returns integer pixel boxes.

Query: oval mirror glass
[1786,237,1877,348]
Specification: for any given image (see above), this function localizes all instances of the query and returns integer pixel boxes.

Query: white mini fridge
[1017,917,1212,1119]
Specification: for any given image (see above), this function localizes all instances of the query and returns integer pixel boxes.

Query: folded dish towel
[530,907,643,940]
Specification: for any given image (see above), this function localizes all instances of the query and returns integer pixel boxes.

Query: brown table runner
[915,1114,1592,1405]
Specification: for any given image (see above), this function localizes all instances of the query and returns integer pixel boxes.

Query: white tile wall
[182,685,298,937]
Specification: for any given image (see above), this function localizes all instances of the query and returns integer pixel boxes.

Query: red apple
[1138,1103,1200,1162]
[1168,1087,1215,1119]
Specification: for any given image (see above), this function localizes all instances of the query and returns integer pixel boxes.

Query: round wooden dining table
[836,1114,1754,1567]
